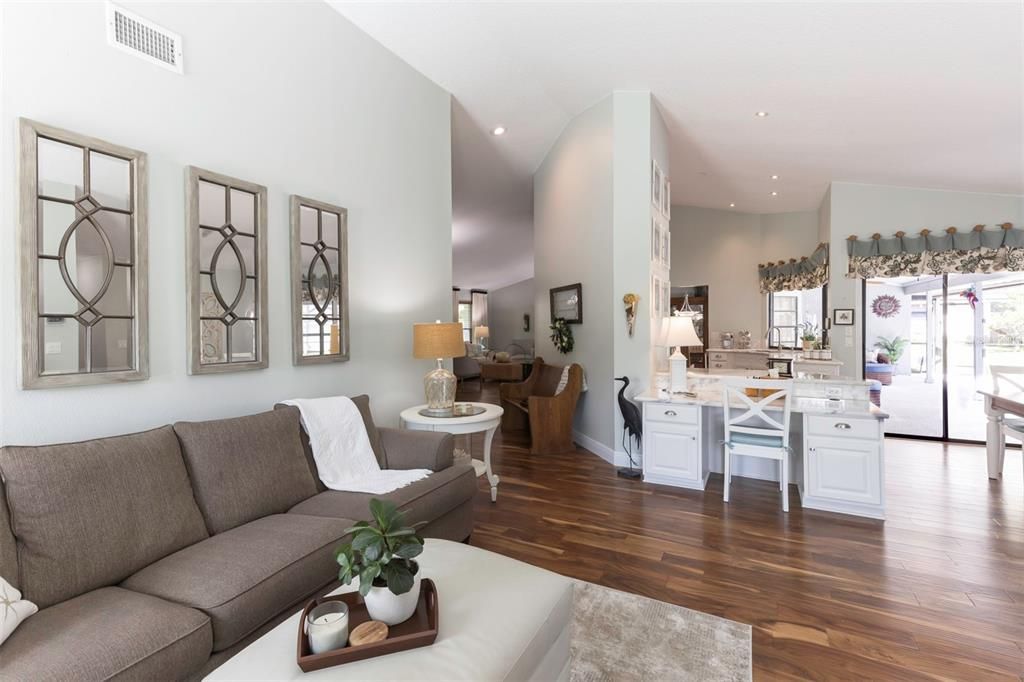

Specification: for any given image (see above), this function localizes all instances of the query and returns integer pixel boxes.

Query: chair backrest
[721,378,794,447]
[990,365,1024,395]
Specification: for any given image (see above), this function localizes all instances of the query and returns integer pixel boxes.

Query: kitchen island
[636,372,888,519]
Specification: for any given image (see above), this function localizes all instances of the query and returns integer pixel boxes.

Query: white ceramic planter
[363,573,421,625]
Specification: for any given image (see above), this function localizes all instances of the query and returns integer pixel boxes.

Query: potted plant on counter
[335,499,424,625]
[800,326,818,351]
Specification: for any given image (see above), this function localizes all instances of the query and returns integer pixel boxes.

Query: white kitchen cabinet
[642,403,707,489]
[801,415,885,519]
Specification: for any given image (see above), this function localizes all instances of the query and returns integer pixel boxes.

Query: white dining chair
[989,365,1024,477]
[722,378,794,512]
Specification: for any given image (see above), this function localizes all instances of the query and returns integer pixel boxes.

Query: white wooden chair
[990,366,1024,476]
[721,378,794,512]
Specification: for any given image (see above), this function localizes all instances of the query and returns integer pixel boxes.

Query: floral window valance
[846,223,1024,278]
[758,242,829,293]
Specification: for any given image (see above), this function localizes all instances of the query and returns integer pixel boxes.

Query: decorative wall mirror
[290,195,349,364]
[18,118,149,388]
[185,166,268,374]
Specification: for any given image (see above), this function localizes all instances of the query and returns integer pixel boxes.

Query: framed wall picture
[834,308,855,326]
[550,283,583,324]
[185,166,269,374]
[651,160,662,210]
[290,195,349,365]
[662,178,671,218]
[18,118,149,389]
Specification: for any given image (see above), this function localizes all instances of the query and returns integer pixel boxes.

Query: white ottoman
[207,539,574,681]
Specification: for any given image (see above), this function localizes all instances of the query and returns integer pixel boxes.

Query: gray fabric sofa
[0,396,475,681]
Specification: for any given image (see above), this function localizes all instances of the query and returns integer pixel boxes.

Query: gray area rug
[570,582,752,682]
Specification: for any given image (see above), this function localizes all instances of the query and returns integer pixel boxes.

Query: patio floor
[879,371,990,441]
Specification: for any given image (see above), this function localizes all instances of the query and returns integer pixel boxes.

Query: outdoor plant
[335,499,424,596]
[550,317,575,354]
[875,335,910,364]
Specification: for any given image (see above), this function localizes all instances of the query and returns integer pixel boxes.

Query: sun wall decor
[871,294,901,319]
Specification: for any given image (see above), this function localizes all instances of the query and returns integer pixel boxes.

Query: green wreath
[550,317,574,354]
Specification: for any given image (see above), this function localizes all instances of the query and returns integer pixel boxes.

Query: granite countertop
[705,347,843,366]
[635,384,889,420]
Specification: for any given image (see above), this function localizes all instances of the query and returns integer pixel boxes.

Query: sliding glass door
[864,276,944,438]
[864,273,1024,442]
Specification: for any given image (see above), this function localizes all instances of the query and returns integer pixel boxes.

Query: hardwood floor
[458,382,1024,680]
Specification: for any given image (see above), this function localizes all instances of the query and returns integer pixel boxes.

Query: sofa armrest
[379,427,454,472]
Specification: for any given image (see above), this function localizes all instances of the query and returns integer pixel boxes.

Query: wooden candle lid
[349,620,388,647]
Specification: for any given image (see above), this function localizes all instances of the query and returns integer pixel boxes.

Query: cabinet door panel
[806,436,881,505]
[646,425,700,481]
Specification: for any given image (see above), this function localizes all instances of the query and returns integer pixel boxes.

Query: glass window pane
[229,188,255,233]
[38,137,83,200]
[89,151,130,211]
[300,206,318,244]
[322,211,339,248]
[230,319,256,362]
[91,318,132,372]
[41,318,84,375]
[200,319,227,364]
[93,209,131,263]
[40,259,78,315]
[97,265,132,317]
[39,199,76,257]
[198,180,225,226]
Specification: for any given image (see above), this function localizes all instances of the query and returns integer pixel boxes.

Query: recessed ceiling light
[770,191,778,196]
[770,174,779,180]
[491,126,506,136]
[729,203,736,208]
[755,111,769,118]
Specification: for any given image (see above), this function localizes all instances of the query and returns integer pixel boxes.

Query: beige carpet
[570,582,752,681]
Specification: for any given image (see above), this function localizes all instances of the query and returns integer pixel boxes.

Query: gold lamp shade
[413,322,466,359]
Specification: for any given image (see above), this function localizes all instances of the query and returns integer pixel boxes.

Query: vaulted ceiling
[330,1,1023,291]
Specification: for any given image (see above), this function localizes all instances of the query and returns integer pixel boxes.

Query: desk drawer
[709,351,728,362]
[646,403,699,425]
[806,415,878,440]
[711,361,729,369]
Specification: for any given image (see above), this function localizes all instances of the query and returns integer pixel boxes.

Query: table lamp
[473,325,490,349]
[663,315,703,393]
[413,321,466,416]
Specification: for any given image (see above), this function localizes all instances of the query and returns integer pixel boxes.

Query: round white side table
[399,402,503,502]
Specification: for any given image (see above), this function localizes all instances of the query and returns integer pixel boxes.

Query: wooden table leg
[984,397,1005,480]
[483,424,500,502]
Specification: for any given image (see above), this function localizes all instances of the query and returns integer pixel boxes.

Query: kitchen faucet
[765,325,803,349]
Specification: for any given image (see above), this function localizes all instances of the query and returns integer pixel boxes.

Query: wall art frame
[185,165,269,374]
[550,283,583,324]
[18,118,149,389]
[290,195,350,365]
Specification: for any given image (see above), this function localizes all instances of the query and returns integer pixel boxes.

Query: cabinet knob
[834,422,852,430]
[665,410,677,417]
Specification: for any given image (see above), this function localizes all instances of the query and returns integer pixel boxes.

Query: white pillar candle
[308,610,349,654]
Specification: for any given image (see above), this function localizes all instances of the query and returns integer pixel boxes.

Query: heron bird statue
[614,376,643,479]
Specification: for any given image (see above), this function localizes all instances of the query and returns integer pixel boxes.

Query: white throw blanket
[282,396,430,494]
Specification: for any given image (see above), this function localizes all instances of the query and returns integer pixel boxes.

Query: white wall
[487,278,533,351]
[0,1,453,444]
[826,182,1024,374]
[670,207,820,343]
[533,95,615,449]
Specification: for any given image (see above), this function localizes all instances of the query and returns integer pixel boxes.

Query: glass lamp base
[423,362,456,416]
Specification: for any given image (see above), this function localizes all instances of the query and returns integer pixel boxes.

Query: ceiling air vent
[105,2,184,74]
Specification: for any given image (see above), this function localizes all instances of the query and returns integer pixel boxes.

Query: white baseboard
[613,450,643,469]
[572,430,615,464]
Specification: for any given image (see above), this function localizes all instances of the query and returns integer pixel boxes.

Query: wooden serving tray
[296,579,438,673]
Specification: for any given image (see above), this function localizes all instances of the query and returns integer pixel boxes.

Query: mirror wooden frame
[185,166,269,374]
[18,118,149,389]
[290,195,350,365]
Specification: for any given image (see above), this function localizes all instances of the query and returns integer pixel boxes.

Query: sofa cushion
[122,514,350,651]
[0,482,18,590]
[173,409,318,534]
[275,395,386,493]
[0,426,209,609]
[0,586,211,682]
[288,464,477,529]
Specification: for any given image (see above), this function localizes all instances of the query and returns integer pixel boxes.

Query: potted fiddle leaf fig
[335,499,424,625]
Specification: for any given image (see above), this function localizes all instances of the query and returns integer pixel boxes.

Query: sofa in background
[0,396,475,681]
